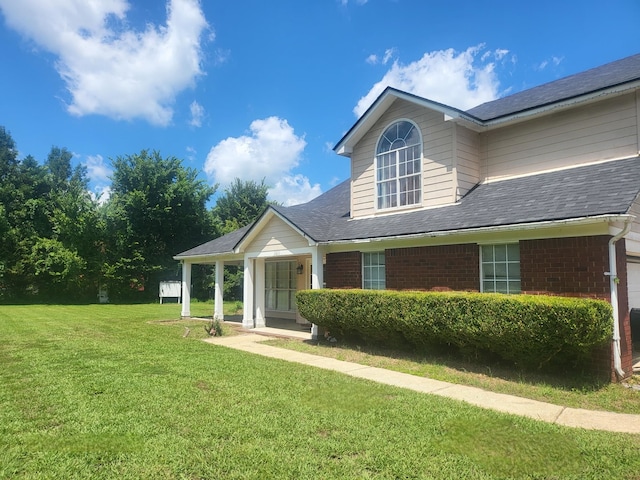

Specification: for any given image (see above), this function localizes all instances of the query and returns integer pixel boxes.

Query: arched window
[375,120,422,210]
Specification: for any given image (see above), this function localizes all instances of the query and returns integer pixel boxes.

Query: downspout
[607,219,633,379]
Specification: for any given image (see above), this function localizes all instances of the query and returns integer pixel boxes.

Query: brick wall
[386,244,480,291]
[324,235,633,380]
[325,251,362,289]
[520,236,611,297]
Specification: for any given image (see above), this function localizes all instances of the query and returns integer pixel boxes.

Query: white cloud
[83,154,112,204]
[90,185,112,205]
[366,54,378,65]
[535,55,564,72]
[366,48,396,66]
[270,174,322,206]
[189,100,204,127]
[185,146,197,162]
[84,154,112,184]
[354,45,508,117]
[0,0,208,126]
[204,116,320,205]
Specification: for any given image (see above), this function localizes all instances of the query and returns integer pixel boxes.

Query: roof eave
[478,80,640,130]
[320,214,634,246]
[334,87,481,156]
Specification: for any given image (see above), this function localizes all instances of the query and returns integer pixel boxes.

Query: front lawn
[265,337,640,415]
[1,304,639,479]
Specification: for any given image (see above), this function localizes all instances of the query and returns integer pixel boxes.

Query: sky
[0,0,639,207]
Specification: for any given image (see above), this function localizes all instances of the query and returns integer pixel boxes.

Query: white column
[242,256,255,329]
[181,261,191,318]
[254,258,266,328]
[214,260,224,320]
[311,247,324,289]
[310,246,324,340]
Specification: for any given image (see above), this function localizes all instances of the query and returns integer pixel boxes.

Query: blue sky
[1,0,639,206]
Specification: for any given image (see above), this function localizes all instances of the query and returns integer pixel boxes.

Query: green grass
[1,304,639,479]
[264,338,640,415]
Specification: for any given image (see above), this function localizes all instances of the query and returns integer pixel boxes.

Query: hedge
[296,289,613,370]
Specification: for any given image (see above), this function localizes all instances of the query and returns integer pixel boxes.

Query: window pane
[481,244,520,294]
[363,252,385,290]
[507,243,520,260]
[376,121,421,211]
[508,263,520,278]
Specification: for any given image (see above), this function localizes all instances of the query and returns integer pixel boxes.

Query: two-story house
[175,53,640,380]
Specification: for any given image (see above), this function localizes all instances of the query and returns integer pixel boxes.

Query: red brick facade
[324,235,633,381]
[520,236,611,297]
[386,244,480,291]
[325,251,361,289]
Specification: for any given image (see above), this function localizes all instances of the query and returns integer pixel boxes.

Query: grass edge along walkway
[204,332,640,435]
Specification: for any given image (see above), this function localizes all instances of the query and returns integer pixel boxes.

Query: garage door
[628,259,640,310]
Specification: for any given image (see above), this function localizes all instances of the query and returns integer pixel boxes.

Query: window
[376,120,422,210]
[481,244,521,294]
[363,252,385,290]
[265,261,297,311]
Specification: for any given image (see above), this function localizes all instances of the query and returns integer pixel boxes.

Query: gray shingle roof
[176,157,640,257]
[466,53,640,121]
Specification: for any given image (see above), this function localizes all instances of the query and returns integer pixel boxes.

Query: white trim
[322,214,633,248]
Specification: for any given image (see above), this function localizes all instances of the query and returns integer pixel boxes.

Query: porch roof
[175,156,640,258]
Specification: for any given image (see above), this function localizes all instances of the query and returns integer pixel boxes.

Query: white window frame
[362,251,386,290]
[375,119,422,211]
[480,243,521,294]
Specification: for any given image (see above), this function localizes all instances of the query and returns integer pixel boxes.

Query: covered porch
[174,208,325,339]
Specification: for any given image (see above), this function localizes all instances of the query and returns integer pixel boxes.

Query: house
[175,53,640,380]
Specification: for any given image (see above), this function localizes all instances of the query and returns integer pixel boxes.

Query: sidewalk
[203,331,640,435]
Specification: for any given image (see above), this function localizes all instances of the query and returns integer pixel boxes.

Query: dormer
[334,88,483,219]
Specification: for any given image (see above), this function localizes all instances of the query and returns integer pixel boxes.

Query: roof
[176,156,640,257]
[334,53,640,155]
[467,53,640,121]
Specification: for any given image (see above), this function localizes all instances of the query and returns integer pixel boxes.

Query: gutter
[319,214,633,247]
[606,218,634,379]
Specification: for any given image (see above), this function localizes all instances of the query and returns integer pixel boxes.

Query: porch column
[310,246,324,340]
[254,258,266,328]
[214,260,224,320]
[180,261,191,318]
[242,256,255,329]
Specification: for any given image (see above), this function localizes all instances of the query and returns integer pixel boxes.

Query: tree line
[0,126,270,303]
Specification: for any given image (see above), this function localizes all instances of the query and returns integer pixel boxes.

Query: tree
[212,178,275,299]
[0,131,103,300]
[103,150,217,300]
[213,178,271,234]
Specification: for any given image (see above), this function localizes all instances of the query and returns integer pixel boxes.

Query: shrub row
[296,289,613,370]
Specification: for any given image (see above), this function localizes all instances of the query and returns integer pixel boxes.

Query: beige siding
[350,98,457,218]
[246,216,308,254]
[455,125,481,197]
[484,93,638,180]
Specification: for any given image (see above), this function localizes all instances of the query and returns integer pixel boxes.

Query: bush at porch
[296,289,613,371]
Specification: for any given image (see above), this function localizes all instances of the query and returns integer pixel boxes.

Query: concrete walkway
[203,331,640,435]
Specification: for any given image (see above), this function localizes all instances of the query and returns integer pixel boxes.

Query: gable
[350,98,479,218]
[244,214,310,254]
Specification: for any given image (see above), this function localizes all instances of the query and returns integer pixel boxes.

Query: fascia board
[320,214,633,247]
[333,87,480,156]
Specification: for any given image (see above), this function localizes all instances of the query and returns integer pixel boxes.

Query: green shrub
[296,289,613,371]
